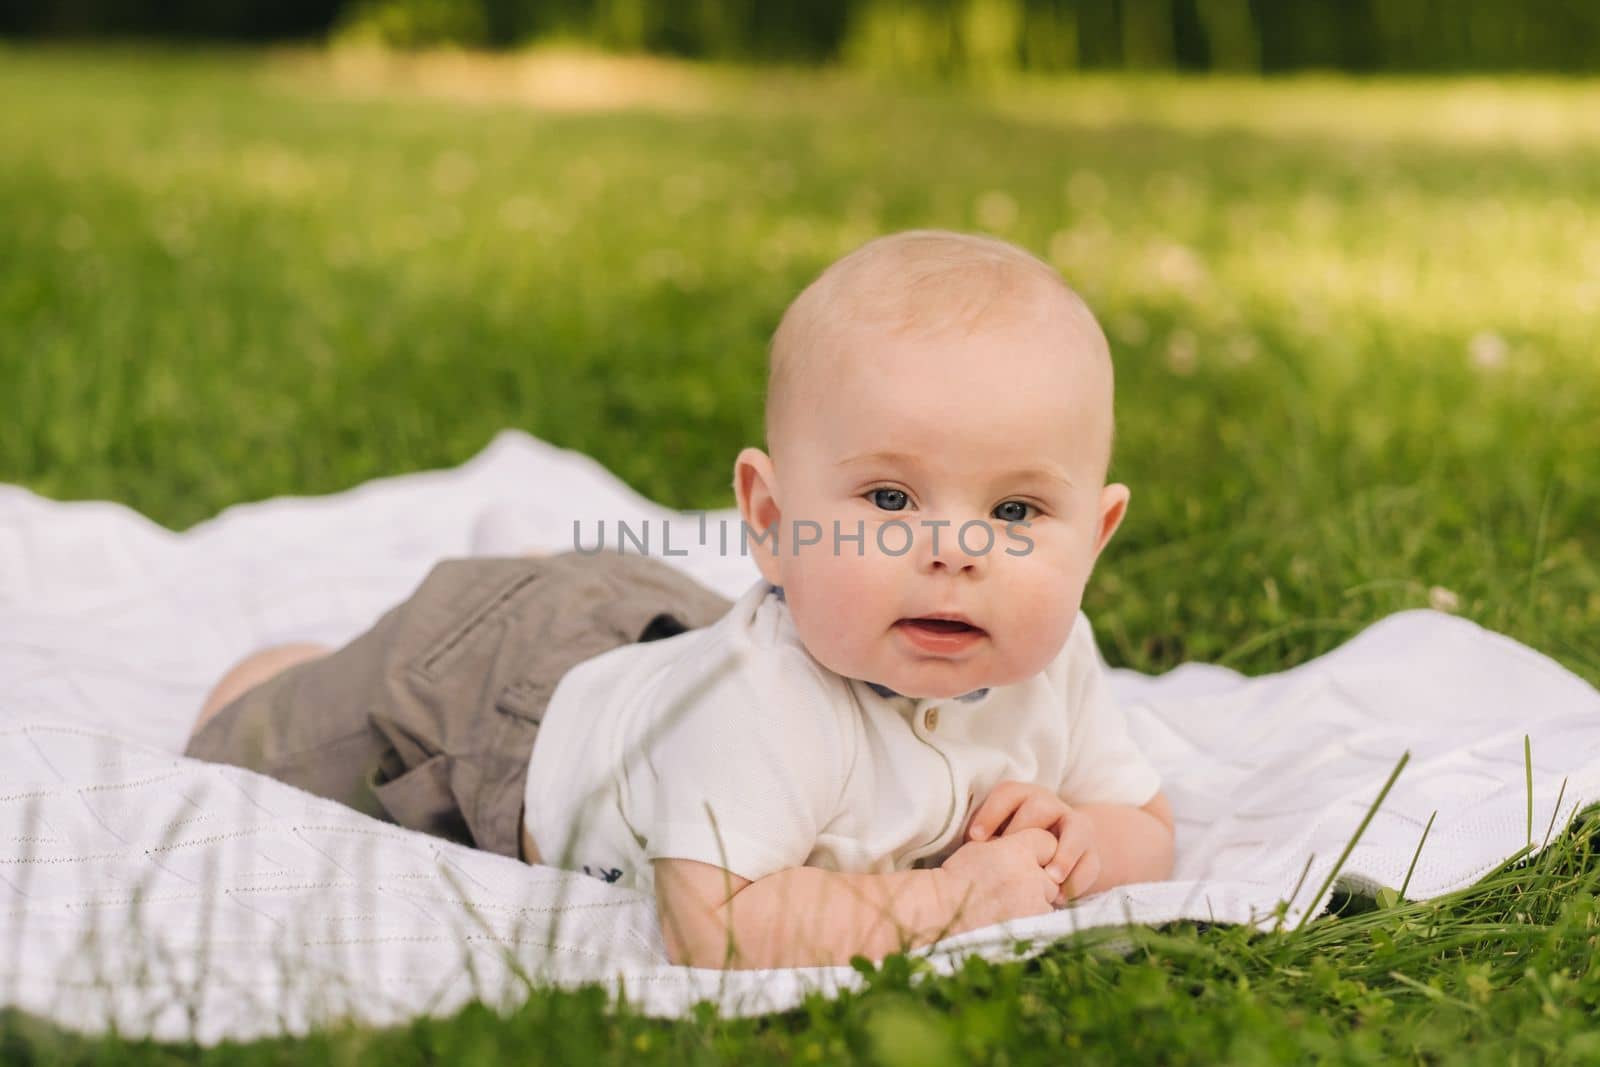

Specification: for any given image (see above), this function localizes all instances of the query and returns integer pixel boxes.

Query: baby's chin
[878,648,1060,697]
[813,651,998,698]
[896,680,991,700]
[792,618,1035,694]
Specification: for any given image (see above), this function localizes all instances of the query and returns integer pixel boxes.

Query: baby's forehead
[826,304,1113,469]
[825,287,1110,389]
[848,257,1089,329]
[766,233,1115,473]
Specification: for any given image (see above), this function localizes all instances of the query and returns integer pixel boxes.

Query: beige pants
[183,551,733,860]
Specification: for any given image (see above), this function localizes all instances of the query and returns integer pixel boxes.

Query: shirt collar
[862,679,992,703]
[769,583,992,705]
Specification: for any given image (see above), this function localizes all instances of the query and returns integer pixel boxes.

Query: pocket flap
[370,752,474,847]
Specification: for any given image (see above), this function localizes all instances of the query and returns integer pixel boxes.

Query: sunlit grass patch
[273,41,726,114]
[984,72,1600,147]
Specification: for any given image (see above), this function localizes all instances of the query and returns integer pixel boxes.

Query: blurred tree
[1074,0,1123,68]
[1195,0,1258,72]
[1121,0,1175,69]
[1019,0,1079,71]
[960,0,1024,79]
[7,0,1600,76]
[338,0,486,46]
[5,0,339,37]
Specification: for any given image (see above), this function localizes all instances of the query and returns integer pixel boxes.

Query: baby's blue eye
[869,488,909,511]
[994,501,1032,523]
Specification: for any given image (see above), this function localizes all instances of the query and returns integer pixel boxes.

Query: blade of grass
[1397,810,1436,900]
[1386,969,1482,1014]
[1539,776,1570,853]
[1273,851,1317,935]
[1524,734,1533,849]
[1292,750,1410,934]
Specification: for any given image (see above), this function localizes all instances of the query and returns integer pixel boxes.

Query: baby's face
[738,303,1129,699]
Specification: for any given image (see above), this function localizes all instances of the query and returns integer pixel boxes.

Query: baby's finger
[1043,832,1084,885]
[966,783,1025,841]
[1040,870,1064,908]
[1062,850,1103,901]
[1003,792,1068,838]
[1017,827,1059,867]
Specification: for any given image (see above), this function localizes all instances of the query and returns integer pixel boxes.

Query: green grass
[2,42,1599,1063]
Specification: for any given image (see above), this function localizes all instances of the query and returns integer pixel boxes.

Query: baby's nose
[921,519,991,571]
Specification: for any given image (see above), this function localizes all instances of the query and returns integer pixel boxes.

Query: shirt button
[923,707,939,731]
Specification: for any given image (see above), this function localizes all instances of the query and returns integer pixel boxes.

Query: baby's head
[734,229,1130,700]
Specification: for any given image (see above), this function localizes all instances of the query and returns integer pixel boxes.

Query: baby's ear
[733,448,783,582]
[733,447,779,529]
[1092,483,1130,557]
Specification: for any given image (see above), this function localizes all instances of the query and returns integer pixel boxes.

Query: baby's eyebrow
[835,450,1075,489]
[835,449,921,468]
[1006,466,1076,490]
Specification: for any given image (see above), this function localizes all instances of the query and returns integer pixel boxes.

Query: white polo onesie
[522,576,1161,898]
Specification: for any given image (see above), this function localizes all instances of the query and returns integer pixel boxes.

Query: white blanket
[3,429,1596,1045]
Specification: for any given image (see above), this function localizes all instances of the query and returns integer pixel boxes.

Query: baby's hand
[967,780,1102,906]
[937,827,1061,931]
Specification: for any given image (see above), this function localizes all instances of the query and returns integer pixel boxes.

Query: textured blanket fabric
[2,429,1596,1045]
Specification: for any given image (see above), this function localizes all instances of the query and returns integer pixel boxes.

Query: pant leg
[188,552,738,861]
[373,551,735,860]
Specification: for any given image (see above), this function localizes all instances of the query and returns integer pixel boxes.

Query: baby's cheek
[784,580,879,677]
[986,605,1065,676]
[808,554,889,615]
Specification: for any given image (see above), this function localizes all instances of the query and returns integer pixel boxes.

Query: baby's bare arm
[654,858,963,969]
[1074,791,1176,894]
[654,829,1062,970]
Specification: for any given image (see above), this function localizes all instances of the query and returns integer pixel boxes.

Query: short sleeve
[1058,614,1162,808]
[636,645,847,883]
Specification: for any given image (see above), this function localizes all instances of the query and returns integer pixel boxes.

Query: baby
[186,228,1173,972]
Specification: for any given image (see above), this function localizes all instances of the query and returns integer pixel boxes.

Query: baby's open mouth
[901,618,984,634]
